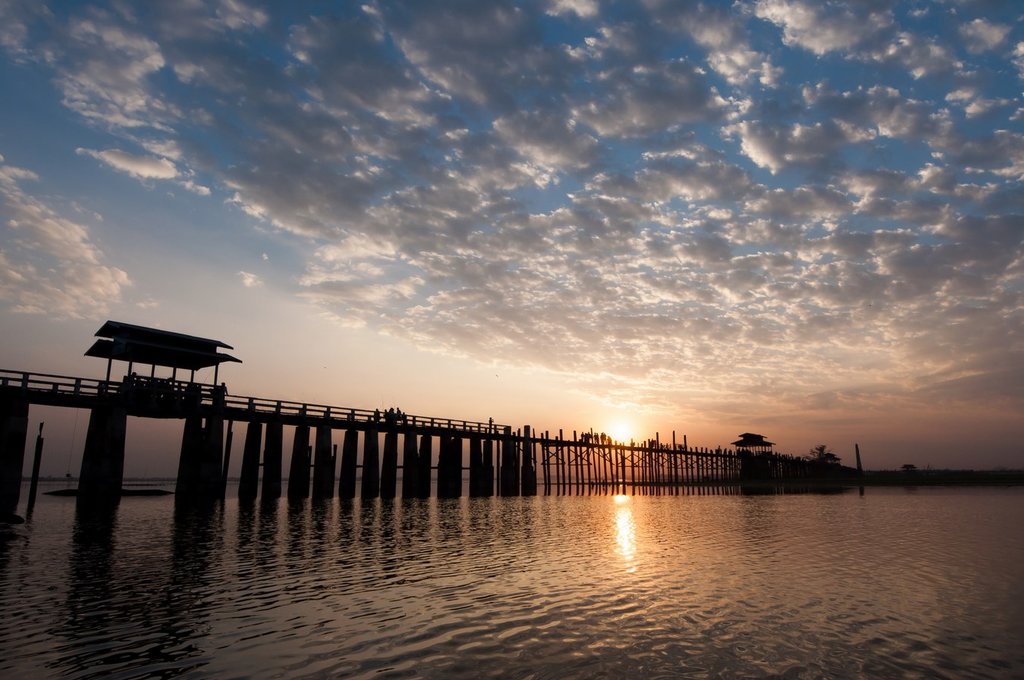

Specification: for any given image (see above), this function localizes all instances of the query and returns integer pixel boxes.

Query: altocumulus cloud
[0,154,130,318]
[2,0,1023,423]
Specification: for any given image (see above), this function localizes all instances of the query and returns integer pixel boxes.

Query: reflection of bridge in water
[0,322,852,515]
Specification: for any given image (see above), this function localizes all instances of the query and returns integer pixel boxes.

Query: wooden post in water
[0,394,29,518]
[380,430,398,499]
[362,429,380,499]
[500,427,518,496]
[338,428,358,499]
[416,434,432,498]
[450,434,463,497]
[220,420,234,499]
[312,424,335,500]
[482,436,494,497]
[262,421,283,500]
[469,436,483,496]
[288,425,311,500]
[521,425,536,496]
[26,422,44,513]
[401,432,419,498]
[79,404,128,506]
[238,421,262,501]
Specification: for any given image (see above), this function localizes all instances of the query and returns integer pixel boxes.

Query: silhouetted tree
[807,444,841,465]
[901,463,917,473]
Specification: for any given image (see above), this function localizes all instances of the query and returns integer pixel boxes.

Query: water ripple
[1,486,1023,678]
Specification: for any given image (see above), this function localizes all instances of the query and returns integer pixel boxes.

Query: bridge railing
[0,369,118,397]
[1,369,509,434]
[222,394,507,434]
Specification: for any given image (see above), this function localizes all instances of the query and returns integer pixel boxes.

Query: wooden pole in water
[238,421,262,502]
[380,430,398,499]
[416,433,432,498]
[287,425,311,500]
[482,436,494,497]
[401,432,419,498]
[313,424,335,500]
[262,421,283,500]
[469,435,483,496]
[362,429,380,499]
[26,422,44,513]
[220,420,234,499]
[338,428,358,499]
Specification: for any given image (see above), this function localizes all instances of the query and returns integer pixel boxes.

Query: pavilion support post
[468,436,483,497]
[312,424,335,500]
[79,404,127,507]
[401,432,419,498]
[238,421,262,501]
[361,429,380,499]
[416,433,432,498]
[0,394,29,518]
[338,429,358,499]
[288,425,311,500]
[380,430,398,499]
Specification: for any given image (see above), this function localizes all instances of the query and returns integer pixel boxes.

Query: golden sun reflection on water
[613,495,636,570]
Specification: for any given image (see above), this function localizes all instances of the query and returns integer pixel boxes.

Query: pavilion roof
[84,321,241,371]
[731,432,775,447]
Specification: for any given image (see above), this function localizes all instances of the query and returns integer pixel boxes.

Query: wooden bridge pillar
[521,425,536,496]
[482,437,494,497]
[442,433,461,497]
[416,433,432,498]
[380,430,399,499]
[238,421,262,501]
[199,415,225,498]
[262,421,283,500]
[338,428,358,499]
[78,404,128,506]
[499,426,518,496]
[0,393,29,518]
[175,414,203,499]
[361,429,380,498]
[401,432,418,498]
[288,425,311,500]
[312,424,334,500]
[468,436,483,496]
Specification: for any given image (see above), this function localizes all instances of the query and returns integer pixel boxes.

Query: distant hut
[731,432,774,454]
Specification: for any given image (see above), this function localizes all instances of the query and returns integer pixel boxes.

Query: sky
[1,0,1022,475]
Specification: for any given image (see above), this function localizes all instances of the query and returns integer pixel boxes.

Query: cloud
[959,18,1010,54]
[237,271,262,287]
[575,60,726,137]
[6,0,1023,422]
[754,0,892,55]
[76,147,178,179]
[0,157,130,318]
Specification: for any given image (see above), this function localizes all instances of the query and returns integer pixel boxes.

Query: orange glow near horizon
[607,420,635,443]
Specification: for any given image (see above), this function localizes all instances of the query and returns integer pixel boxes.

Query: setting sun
[607,420,635,443]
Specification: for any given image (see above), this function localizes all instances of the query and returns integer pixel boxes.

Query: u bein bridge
[0,322,857,515]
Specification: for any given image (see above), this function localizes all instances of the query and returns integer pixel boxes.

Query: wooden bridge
[0,322,850,515]
[0,368,832,513]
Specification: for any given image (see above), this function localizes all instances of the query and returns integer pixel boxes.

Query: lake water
[1,484,1022,679]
